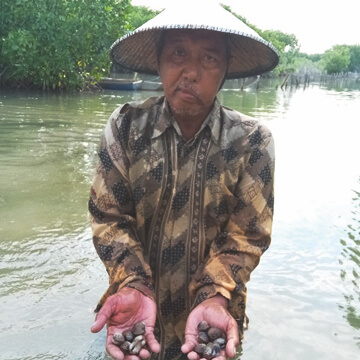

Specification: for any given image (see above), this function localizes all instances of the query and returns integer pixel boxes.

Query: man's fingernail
[91,320,98,328]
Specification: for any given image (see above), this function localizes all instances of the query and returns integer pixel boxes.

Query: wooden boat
[140,80,163,91]
[98,77,143,91]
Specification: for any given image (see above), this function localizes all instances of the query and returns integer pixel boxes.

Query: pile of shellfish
[111,320,226,359]
[194,321,227,359]
[112,321,147,355]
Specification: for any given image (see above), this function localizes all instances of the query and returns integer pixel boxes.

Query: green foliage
[127,5,161,29]
[293,56,322,75]
[0,0,132,90]
[220,4,360,76]
[261,30,299,54]
[1,1,358,90]
[349,45,360,72]
[321,45,351,74]
[261,30,300,74]
[221,4,300,75]
[299,53,322,63]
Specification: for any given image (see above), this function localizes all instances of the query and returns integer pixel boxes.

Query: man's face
[158,29,227,121]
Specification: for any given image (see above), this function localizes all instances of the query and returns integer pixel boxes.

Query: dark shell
[112,332,125,345]
[207,327,223,341]
[133,335,145,343]
[132,321,146,335]
[211,343,221,357]
[123,330,134,342]
[198,331,209,343]
[130,344,141,355]
[120,341,131,352]
[204,343,214,359]
[214,337,226,349]
[194,343,207,355]
[197,320,211,332]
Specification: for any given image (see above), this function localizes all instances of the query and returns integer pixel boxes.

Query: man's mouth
[176,84,200,101]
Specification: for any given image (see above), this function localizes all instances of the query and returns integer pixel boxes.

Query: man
[89,3,278,360]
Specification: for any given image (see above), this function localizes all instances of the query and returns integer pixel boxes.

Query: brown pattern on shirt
[89,96,275,360]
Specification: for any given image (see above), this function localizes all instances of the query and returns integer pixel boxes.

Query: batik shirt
[89,96,275,360]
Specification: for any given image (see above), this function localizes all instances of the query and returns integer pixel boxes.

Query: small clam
[120,341,131,352]
[133,335,145,343]
[129,338,146,355]
[197,320,211,332]
[213,337,226,349]
[194,343,207,355]
[132,321,146,335]
[130,344,141,355]
[123,330,134,342]
[198,331,209,343]
[112,332,125,345]
[203,343,214,360]
[207,327,222,341]
[211,343,221,357]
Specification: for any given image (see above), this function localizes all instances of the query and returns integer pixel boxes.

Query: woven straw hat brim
[110,4,279,79]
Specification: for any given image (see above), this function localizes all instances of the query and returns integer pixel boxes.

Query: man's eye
[174,49,185,56]
[204,54,217,62]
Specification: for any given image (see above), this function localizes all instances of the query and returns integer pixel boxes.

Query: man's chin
[168,99,205,118]
[171,107,201,119]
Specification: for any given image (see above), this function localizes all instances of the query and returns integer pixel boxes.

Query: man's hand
[91,287,161,360]
[181,294,239,360]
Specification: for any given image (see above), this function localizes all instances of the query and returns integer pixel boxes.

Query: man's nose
[182,57,201,82]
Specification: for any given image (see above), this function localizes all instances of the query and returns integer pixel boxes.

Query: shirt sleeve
[189,121,275,332]
[89,107,154,312]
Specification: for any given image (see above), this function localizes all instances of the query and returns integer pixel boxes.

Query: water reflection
[339,178,360,338]
[219,83,282,120]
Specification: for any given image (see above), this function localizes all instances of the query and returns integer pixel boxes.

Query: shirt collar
[206,98,221,144]
[151,97,221,144]
[193,98,221,144]
[151,97,173,139]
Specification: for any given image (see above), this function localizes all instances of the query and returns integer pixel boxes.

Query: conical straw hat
[110,2,279,79]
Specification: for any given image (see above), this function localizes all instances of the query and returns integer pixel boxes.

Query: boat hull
[98,78,143,91]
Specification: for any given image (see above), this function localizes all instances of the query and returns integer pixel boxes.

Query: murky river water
[1,81,360,360]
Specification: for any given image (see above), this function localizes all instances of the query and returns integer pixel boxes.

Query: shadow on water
[339,177,360,345]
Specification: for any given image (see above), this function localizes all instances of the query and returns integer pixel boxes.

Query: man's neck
[171,104,214,141]
[175,115,206,141]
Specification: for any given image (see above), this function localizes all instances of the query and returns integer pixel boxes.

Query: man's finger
[90,312,109,333]
[145,332,161,353]
[186,350,200,360]
[138,347,151,359]
[181,337,196,354]
[106,342,125,360]
[91,298,118,333]
[225,339,238,358]
[225,320,239,357]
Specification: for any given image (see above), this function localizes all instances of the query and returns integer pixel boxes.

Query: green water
[0,82,360,359]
